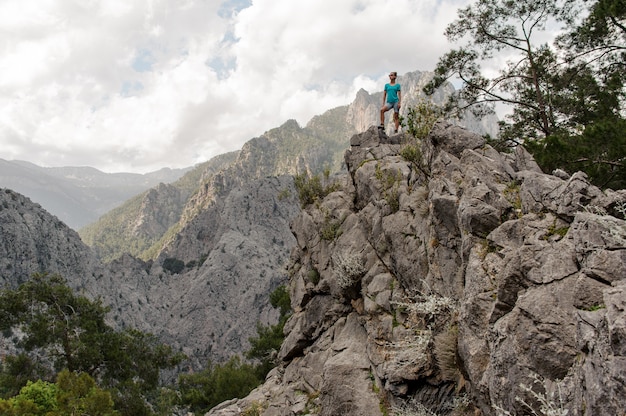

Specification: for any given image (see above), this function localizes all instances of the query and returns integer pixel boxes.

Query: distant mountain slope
[0,175,301,371]
[82,70,499,263]
[0,159,191,229]
[79,151,239,262]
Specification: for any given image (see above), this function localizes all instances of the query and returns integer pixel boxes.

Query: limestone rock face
[0,188,153,334]
[144,175,301,364]
[0,189,102,288]
[131,183,189,238]
[0,174,302,371]
[209,124,626,416]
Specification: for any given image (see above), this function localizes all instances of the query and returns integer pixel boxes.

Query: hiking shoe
[378,123,384,129]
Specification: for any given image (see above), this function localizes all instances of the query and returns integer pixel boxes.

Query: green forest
[0,274,290,415]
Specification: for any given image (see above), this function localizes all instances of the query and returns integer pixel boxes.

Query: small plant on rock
[307,268,320,285]
[294,171,340,208]
[494,372,570,416]
[241,401,266,416]
[320,210,343,241]
[391,399,438,416]
[398,100,441,179]
[541,221,570,240]
[333,252,366,289]
[400,139,431,178]
[393,293,457,325]
[163,257,185,274]
[402,100,443,140]
[383,331,432,376]
[503,180,523,218]
[434,325,460,382]
[375,164,403,213]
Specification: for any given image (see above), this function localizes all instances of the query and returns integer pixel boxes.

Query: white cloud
[0,0,471,173]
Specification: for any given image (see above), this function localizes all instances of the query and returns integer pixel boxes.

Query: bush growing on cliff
[320,209,343,241]
[400,102,440,178]
[401,100,443,140]
[333,252,366,290]
[294,170,340,207]
[494,372,569,416]
[247,285,292,378]
[163,257,185,274]
[177,357,260,414]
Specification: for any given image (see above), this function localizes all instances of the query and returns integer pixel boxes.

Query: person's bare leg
[393,112,400,131]
[380,107,386,125]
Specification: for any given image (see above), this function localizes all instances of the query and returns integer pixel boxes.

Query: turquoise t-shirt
[385,83,401,103]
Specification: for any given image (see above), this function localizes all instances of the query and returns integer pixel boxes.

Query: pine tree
[426,0,625,189]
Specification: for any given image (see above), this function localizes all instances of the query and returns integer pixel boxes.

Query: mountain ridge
[0,158,191,229]
[81,70,499,264]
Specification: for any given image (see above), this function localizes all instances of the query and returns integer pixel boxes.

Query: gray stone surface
[208,122,626,416]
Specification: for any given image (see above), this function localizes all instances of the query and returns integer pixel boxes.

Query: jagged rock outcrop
[209,124,626,416]
[146,175,301,364]
[0,174,301,371]
[0,189,102,288]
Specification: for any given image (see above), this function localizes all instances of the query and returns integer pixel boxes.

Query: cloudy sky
[0,0,472,173]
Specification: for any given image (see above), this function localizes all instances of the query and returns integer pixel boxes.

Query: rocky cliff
[208,124,626,416]
[81,70,498,265]
[0,189,102,288]
[0,188,158,336]
[0,173,301,370]
[132,174,301,365]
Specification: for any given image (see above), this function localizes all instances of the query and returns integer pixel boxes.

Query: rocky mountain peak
[209,123,626,415]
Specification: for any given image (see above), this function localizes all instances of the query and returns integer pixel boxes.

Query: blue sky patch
[218,0,252,18]
[132,49,156,72]
[207,56,236,80]
[120,80,144,97]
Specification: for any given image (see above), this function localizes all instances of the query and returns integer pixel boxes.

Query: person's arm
[398,90,401,107]
[382,89,387,106]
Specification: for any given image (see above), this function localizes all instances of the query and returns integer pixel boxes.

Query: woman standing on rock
[379,71,402,133]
